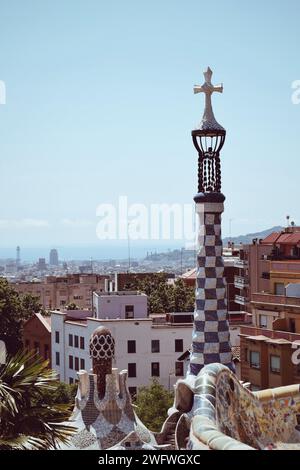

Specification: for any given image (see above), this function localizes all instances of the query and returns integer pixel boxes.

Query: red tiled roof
[262,231,300,245]
[261,232,281,244]
[277,232,300,244]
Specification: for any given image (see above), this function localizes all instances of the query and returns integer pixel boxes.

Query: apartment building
[239,226,300,389]
[234,240,273,315]
[13,273,109,310]
[51,310,193,393]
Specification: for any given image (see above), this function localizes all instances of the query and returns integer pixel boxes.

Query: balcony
[234,275,249,289]
[234,259,248,269]
[235,294,249,306]
[240,325,300,343]
[251,292,300,308]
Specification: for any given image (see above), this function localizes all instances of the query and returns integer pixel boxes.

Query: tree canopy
[0,278,41,354]
[134,379,174,432]
[125,274,195,314]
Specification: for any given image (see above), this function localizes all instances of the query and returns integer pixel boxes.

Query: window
[151,340,160,353]
[125,305,134,319]
[55,331,60,344]
[55,352,60,366]
[34,341,40,354]
[128,387,137,397]
[175,339,183,352]
[290,319,296,333]
[25,339,30,349]
[270,355,281,374]
[80,337,85,350]
[75,357,79,371]
[151,362,160,377]
[80,358,85,370]
[127,340,136,354]
[69,334,73,347]
[74,335,79,348]
[69,355,73,369]
[250,351,260,369]
[128,363,136,378]
[175,361,184,377]
[44,344,49,360]
[69,377,74,385]
[275,282,285,295]
[259,315,267,328]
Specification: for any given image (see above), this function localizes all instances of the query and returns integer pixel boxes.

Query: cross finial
[193,67,224,131]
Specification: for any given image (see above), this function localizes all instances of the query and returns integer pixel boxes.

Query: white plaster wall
[51,312,192,390]
[93,293,147,320]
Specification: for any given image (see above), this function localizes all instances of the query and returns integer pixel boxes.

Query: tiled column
[189,201,233,375]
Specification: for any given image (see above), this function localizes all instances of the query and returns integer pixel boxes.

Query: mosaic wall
[170,363,300,450]
[64,370,157,450]
[215,369,300,450]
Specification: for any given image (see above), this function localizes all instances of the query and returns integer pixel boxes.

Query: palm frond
[0,350,76,450]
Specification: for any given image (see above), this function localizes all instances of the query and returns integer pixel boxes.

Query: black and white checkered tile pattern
[190,209,233,375]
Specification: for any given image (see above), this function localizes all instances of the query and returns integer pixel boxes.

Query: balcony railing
[235,294,249,306]
[240,325,300,343]
[251,292,300,308]
[234,259,248,269]
[234,275,249,289]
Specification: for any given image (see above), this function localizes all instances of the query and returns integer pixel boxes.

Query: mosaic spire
[189,67,234,375]
[89,326,115,398]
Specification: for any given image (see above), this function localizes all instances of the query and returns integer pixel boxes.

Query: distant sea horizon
[0,241,187,263]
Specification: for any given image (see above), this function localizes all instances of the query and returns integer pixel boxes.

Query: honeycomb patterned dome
[89,326,115,360]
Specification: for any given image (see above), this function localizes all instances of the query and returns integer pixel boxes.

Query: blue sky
[0,0,300,258]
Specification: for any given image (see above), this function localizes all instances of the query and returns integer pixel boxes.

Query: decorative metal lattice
[192,132,225,194]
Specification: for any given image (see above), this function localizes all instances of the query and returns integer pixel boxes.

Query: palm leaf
[0,350,76,450]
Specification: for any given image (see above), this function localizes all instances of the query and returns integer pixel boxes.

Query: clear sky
[0,0,300,259]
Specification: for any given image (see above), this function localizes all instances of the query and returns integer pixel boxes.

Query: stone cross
[193,67,223,130]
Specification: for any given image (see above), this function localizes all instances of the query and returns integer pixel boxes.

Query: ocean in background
[0,240,185,262]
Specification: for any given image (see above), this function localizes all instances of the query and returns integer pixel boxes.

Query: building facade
[51,311,193,393]
[13,273,109,310]
[23,313,52,365]
[93,290,148,319]
[239,227,300,389]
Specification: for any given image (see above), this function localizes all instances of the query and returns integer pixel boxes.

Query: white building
[93,290,148,320]
[51,311,193,394]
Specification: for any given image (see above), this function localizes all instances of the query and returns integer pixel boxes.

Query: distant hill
[223,226,284,245]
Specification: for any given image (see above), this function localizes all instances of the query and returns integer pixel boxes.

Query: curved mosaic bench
[170,363,300,450]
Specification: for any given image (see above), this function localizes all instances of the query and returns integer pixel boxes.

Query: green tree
[134,380,174,432]
[173,279,195,312]
[0,351,75,449]
[0,278,42,354]
[37,382,77,406]
[124,274,195,314]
